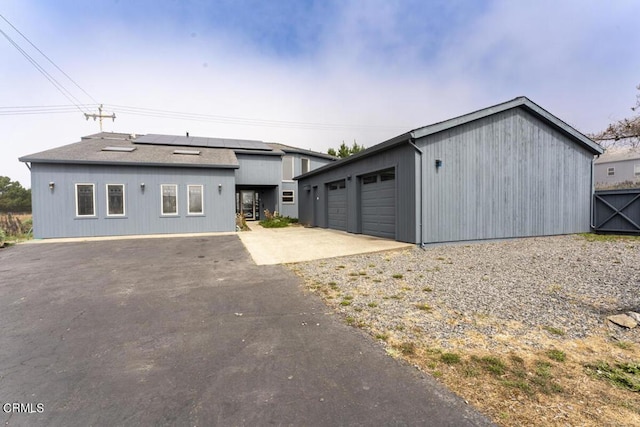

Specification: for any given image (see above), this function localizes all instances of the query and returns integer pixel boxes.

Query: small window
[75,184,95,217]
[282,190,294,204]
[363,175,377,185]
[188,185,204,215]
[161,184,178,215]
[607,167,615,176]
[635,164,640,177]
[106,184,125,216]
[301,158,310,174]
[282,156,294,180]
[380,170,395,181]
[328,180,346,190]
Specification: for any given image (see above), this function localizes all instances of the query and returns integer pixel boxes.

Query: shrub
[0,228,5,248]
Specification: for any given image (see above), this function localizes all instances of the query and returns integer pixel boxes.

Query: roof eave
[18,158,240,169]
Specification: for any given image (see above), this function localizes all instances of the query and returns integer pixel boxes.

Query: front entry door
[241,191,255,219]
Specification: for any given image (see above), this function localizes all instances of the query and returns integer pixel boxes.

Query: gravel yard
[291,234,640,351]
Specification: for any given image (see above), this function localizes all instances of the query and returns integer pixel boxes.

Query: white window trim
[106,184,126,217]
[301,157,310,174]
[75,183,96,217]
[161,184,179,216]
[607,167,615,176]
[187,185,204,215]
[634,164,640,177]
[282,155,295,181]
[282,190,295,204]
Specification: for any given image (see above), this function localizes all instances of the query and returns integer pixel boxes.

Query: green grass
[367,302,378,308]
[375,333,389,341]
[586,361,640,392]
[392,274,404,279]
[397,342,416,355]
[547,349,567,362]
[422,286,433,292]
[578,233,640,242]
[614,341,634,350]
[542,325,566,336]
[440,352,461,365]
[259,216,296,228]
[472,355,507,376]
[340,300,351,306]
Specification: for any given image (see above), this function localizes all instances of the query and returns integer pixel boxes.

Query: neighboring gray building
[296,97,604,244]
[594,148,640,189]
[19,132,335,238]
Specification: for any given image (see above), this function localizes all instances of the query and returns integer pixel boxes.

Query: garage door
[361,169,396,239]
[327,179,347,231]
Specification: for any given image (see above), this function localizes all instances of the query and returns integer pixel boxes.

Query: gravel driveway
[291,235,640,350]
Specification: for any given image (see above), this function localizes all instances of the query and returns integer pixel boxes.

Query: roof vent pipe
[186,131,189,137]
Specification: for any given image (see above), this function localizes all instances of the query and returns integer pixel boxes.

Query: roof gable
[411,97,603,155]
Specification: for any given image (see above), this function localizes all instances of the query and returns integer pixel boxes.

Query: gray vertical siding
[297,144,417,243]
[235,154,281,185]
[31,163,235,238]
[417,108,594,243]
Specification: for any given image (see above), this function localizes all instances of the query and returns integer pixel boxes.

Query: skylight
[173,149,201,155]
[102,146,136,152]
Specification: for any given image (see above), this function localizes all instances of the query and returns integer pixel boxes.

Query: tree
[0,176,31,212]
[327,140,366,158]
[590,84,640,148]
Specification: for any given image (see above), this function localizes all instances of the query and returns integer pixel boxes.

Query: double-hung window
[188,185,204,215]
[106,184,125,216]
[161,184,178,215]
[75,184,95,217]
[301,158,310,174]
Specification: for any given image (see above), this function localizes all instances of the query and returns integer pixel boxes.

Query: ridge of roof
[295,97,603,180]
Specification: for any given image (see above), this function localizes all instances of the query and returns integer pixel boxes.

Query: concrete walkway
[238,224,413,265]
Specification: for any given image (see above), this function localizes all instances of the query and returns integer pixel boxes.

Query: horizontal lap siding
[419,108,594,243]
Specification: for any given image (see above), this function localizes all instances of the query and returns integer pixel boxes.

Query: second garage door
[361,169,396,239]
[327,179,347,231]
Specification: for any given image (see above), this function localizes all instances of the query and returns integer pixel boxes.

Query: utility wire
[0,13,99,105]
[0,14,96,114]
[105,104,408,131]
[0,103,410,132]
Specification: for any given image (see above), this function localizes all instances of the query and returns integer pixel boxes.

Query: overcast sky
[2,0,639,187]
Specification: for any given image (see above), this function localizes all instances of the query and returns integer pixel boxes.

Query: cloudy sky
[2,0,639,187]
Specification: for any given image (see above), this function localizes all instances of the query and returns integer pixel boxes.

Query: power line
[0,103,410,132]
[0,13,99,105]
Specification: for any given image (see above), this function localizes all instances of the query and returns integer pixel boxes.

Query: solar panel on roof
[134,134,272,151]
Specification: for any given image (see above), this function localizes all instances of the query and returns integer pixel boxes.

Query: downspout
[408,137,425,248]
[590,154,599,230]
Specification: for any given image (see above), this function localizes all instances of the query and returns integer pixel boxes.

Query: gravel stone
[290,235,640,350]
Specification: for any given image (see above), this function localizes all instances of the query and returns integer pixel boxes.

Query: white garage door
[361,169,396,239]
[327,179,347,231]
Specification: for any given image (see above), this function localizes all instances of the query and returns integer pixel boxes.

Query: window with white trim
[282,190,294,204]
[282,156,294,180]
[607,167,615,176]
[188,185,204,215]
[161,184,178,215]
[75,183,95,217]
[106,184,125,216]
[635,164,640,177]
[301,158,310,174]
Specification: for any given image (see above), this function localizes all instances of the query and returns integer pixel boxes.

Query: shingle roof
[296,97,604,179]
[267,142,338,160]
[594,147,640,164]
[20,133,239,169]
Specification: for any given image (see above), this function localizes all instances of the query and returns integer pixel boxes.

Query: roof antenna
[186,131,189,137]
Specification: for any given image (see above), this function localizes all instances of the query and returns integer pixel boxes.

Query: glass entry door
[241,191,255,219]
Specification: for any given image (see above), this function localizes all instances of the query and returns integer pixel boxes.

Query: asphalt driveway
[0,236,492,426]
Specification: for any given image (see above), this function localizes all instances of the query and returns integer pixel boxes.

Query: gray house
[19,132,335,238]
[296,97,604,244]
[594,148,640,189]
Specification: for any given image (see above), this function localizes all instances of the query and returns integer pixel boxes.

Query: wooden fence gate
[593,189,640,234]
